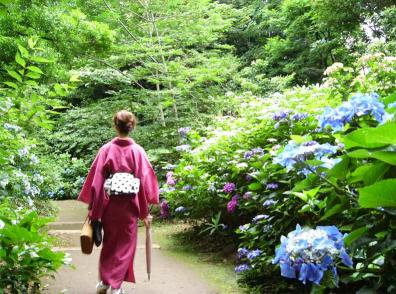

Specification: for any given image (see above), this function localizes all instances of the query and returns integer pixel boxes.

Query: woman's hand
[143,214,153,228]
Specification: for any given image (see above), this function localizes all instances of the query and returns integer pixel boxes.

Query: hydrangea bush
[161,56,396,292]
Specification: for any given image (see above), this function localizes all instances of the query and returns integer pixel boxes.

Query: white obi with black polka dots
[104,173,140,196]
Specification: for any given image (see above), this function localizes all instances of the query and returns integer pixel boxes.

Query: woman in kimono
[78,110,159,294]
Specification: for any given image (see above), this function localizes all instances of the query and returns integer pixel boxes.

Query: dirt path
[43,200,219,294]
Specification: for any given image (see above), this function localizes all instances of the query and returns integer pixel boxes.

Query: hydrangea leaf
[358,179,396,208]
[349,162,389,185]
[248,182,262,191]
[342,122,396,149]
[344,227,368,247]
[319,203,347,221]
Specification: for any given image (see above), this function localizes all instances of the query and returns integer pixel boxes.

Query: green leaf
[28,37,37,49]
[15,52,26,67]
[3,81,18,89]
[344,227,368,246]
[359,179,396,208]
[69,74,81,82]
[342,122,396,149]
[319,203,347,221]
[248,182,262,191]
[6,70,22,82]
[27,66,43,74]
[25,72,41,79]
[17,44,29,58]
[347,149,396,165]
[54,83,67,96]
[31,56,53,63]
[349,162,389,185]
[370,151,396,166]
[327,156,349,180]
[0,0,12,5]
[347,149,370,158]
[383,92,396,106]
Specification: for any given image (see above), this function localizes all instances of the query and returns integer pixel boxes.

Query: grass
[150,221,243,294]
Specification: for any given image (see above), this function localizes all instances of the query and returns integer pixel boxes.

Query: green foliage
[0,44,73,291]
[226,0,396,85]
[0,200,68,292]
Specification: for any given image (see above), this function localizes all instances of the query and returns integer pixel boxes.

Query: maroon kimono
[78,137,159,288]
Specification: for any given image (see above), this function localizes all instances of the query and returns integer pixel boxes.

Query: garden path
[43,200,219,294]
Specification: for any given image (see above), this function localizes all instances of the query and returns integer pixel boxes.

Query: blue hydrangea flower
[266,182,279,190]
[237,247,249,259]
[273,111,290,121]
[318,92,386,132]
[273,140,339,173]
[263,199,277,207]
[247,249,262,260]
[235,264,251,273]
[272,224,352,286]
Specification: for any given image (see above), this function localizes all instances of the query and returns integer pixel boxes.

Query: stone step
[48,221,84,230]
[48,229,81,248]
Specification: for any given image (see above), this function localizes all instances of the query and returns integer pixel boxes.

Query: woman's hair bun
[113,110,137,135]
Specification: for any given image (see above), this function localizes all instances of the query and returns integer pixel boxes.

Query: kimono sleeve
[136,149,159,220]
[78,145,109,220]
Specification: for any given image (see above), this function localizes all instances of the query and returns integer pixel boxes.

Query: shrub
[162,56,396,292]
[0,200,69,293]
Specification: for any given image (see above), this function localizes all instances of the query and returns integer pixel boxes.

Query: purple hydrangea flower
[160,200,170,218]
[235,264,251,273]
[244,147,265,159]
[182,185,193,191]
[237,247,249,259]
[291,113,308,121]
[266,182,279,190]
[178,127,191,138]
[263,199,277,207]
[247,249,262,260]
[227,195,238,213]
[166,171,177,186]
[243,192,253,200]
[223,182,236,193]
[252,214,269,222]
[273,111,289,121]
[245,174,253,182]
